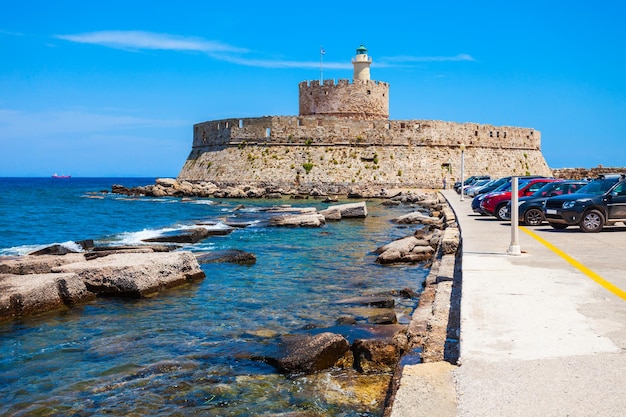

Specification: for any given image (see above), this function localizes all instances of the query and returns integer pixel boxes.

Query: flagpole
[320,46,324,83]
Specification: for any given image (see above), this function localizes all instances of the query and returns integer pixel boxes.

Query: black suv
[503,180,588,225]
[543,174,626,232]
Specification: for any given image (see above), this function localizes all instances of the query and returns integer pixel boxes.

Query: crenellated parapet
[192,116,541,150]
[299,79,389,120]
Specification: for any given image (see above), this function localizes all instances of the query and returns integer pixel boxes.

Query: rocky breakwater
[383,193,462,417]
[0,246,205,321]
[112,178,395,199]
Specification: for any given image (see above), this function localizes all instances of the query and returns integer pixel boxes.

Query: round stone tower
[298,45,389,120]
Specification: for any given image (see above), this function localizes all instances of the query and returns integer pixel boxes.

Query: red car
[480,178,561,220]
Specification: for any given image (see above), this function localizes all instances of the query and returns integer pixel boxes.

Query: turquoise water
[0,178,428,416]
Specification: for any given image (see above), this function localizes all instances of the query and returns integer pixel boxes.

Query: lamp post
[460,143,466,201]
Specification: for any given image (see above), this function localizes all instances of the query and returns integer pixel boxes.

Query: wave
[0,240,85,256]
[102,222,232,246]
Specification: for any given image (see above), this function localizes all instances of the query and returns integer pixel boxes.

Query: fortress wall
[299,79,389,119]
[192,117,542,150]
[179,142,551,191]
[183,115,550,191]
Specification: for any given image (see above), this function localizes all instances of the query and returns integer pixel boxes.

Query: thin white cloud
[381,53,476,63]
[0,108,187,137]
[55,30,248,54]
[53,30,474,70]
[0,29,23,36]
[212,53,352,70]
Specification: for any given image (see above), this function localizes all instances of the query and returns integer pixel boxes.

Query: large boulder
[0,272,95,320]
[352,339,401,373]
[155,178,179,188]
[375,236,435,264]
[52,251,205,298]
[267,332,350,374]
[319,202,368,220]
[393,211,442,226]
[0,253,87,275]
[268,213,326,227]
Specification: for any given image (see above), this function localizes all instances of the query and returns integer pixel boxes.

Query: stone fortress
[177,45,552,192]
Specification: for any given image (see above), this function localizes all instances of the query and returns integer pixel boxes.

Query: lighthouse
[352,44,372,81]
[298,44,389,119]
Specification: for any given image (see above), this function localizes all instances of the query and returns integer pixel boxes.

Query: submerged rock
[196,249,257,265]
[352,339,401,374]
[267,332,350,374]
[336,296,395,308]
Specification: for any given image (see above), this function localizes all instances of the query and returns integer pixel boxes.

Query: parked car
[463,179,491,197]
[467,179,500,197]
[543,174,626,232]
[471,175,547,215]
[503,180,588,225]
[481,178,561,220]
[454,175,491,194]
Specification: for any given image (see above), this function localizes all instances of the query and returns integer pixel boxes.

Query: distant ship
[52,173,71,179]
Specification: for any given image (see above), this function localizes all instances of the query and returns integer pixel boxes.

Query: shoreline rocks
[0,273,96,320]
[0,249,206,321]
[111,178,437,201]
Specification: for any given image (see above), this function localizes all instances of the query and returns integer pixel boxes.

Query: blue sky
[1,1,624,177]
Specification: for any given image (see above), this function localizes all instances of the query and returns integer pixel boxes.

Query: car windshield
[530,182,560,197]
[471,180,490,187]
[498,179,531,192]
[577,178,619,195]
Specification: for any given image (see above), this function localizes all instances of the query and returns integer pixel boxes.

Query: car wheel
[549,222,568,230]
[580,209,604,233]
[495,204,509,221]
[524,208,544,226]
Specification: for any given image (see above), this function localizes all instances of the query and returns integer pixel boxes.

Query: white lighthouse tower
[352,44,372,81]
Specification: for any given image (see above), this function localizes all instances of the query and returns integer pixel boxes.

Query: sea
[0,177,429,416]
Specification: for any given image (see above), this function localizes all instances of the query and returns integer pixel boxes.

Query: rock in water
[0,273,95,320]
[268,332,350,374]
[52,251,205,298]
[196,249,257,265]
[319,201,368,219]
[268,213,326,227]
[352,339,400,373]
[142,227,232,243]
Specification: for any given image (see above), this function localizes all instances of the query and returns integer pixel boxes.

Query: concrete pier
[389,190,626,416]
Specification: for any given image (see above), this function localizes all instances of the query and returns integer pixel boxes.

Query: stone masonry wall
[299,79,389,119]
[179,116,551,191]
[192,116,541,150]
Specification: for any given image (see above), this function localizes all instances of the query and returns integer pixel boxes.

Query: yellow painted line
[520,226,626,301]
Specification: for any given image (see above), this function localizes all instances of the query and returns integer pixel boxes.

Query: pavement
[390,190,626,417]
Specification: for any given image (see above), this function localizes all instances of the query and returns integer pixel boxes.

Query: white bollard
[508,176,521,255]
